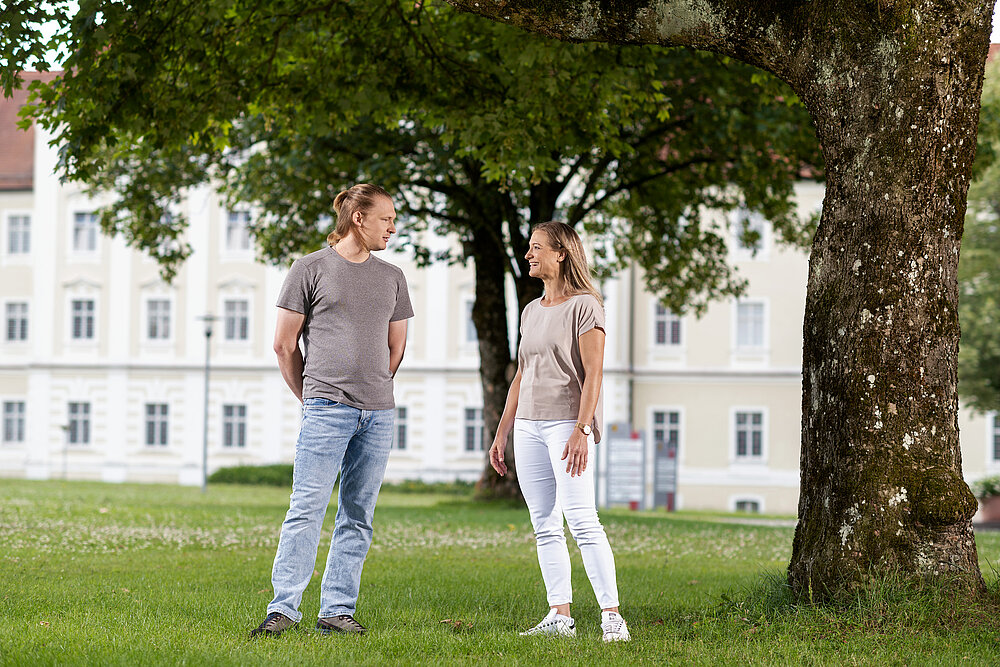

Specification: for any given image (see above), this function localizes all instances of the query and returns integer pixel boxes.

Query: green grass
[2,480,1000,665]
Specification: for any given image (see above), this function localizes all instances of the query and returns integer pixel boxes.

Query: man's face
[356,197,397,251]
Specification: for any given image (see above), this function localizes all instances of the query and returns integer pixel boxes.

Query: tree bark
[788,6,988,595]
[470,185,547,499]
[447,0,992,596]
[469,213,524,500]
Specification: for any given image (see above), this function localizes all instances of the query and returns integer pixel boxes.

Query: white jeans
[514,418,620,609]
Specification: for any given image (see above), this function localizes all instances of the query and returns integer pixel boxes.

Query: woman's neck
[541,277,572,304]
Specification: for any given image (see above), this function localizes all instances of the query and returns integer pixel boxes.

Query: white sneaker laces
[602,612,630,641]
[602,616,625,634]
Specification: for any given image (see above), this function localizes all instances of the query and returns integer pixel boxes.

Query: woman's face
[525,231,564,280]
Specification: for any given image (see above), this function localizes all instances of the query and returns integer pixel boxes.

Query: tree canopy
[4,0,816,299]
[3,0,819,495]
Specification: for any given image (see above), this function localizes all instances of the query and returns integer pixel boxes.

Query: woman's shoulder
[571,293,604,311]
[521,297,544,313]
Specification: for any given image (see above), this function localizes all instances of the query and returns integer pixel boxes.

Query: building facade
[2,98,998,515]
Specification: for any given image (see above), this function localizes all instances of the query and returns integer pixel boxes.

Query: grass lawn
[2,480,1000,665]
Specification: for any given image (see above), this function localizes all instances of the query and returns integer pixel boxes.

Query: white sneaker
[601,611,630,642]
[519,608,576,637]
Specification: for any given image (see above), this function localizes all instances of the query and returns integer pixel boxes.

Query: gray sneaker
[250,611,296,638]
[316,614,367,635]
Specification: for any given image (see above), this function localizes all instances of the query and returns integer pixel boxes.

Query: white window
[735,499,761,513]
[144,403,169,447]
[5,302,28,341]
[393,406,407,450]
[2,401,25,443]
[8,214,30,254]
[225,211,252,251]
[68,402,91,445]
[992,414,1000,462]
[464,407,485,452]
[71,299,96,340]
[652,410,680,450]
[146,299,171,340]
[72,212,99,252]
[223,404,247,448]
[464,299,478,344]
[223,299,249,341]
[732,209,768,256]
[734,411,764,460]
[654,304,682,346]
[736,302,765,349]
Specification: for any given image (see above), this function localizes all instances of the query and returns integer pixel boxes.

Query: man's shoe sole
[250,629,283,638]
[315,621,365,636]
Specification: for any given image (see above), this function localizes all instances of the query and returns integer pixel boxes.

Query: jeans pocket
[303,398,341,408]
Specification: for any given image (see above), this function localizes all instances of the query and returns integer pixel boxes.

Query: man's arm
[274,307,306,402]
[388,319,408,377]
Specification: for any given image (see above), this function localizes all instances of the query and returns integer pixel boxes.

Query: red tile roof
[0,71,59,191]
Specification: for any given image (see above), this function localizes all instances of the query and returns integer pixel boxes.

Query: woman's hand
[489,435,508,476]
[561,428,589,477]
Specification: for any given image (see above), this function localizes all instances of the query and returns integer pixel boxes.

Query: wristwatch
[576,422,593,436]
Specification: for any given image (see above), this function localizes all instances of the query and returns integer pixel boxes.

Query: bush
[208,464,294,487]
[970,475,1000,500]
[380,479,474,496]
[207,465,474,496]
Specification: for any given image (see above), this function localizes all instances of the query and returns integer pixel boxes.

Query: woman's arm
[489,367,523,476]
[563,326,605,476]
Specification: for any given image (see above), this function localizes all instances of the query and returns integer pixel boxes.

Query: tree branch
[576,155,718,220]
[444,0,815,83]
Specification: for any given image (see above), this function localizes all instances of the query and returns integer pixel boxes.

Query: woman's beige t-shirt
[515,293,605,443]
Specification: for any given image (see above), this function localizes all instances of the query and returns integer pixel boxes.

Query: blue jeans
[266,398,394,621]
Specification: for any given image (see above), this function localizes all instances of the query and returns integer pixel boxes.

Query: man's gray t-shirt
[277,246,413,410]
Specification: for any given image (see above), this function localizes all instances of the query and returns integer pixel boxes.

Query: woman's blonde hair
[326,183,392,249]
[531,221,603,306]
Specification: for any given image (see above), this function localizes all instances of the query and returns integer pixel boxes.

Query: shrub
[970,475,1000,500]
[207,466,474,495]
[380,479,474,496]
[208,464,294,487]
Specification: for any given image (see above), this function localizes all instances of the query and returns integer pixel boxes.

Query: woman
[489,221,629,643]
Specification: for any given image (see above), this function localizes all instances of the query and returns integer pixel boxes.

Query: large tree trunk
[788,8,987,595]
[448,0,992,597]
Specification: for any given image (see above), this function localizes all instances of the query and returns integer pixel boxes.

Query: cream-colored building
[2,100,997,515]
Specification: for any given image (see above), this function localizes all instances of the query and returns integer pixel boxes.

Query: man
[251,183,413,637]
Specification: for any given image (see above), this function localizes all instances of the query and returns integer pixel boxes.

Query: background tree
[960,58,1000,415]
[2,1,818,497]
[447,0,994,597]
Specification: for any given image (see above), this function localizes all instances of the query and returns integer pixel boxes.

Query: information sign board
[606,431,644,508]
[653,439,678,511]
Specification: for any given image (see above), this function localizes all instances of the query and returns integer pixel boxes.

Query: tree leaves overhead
[6,0,820,313]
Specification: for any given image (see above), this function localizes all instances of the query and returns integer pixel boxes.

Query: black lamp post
[197,314,219,493]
